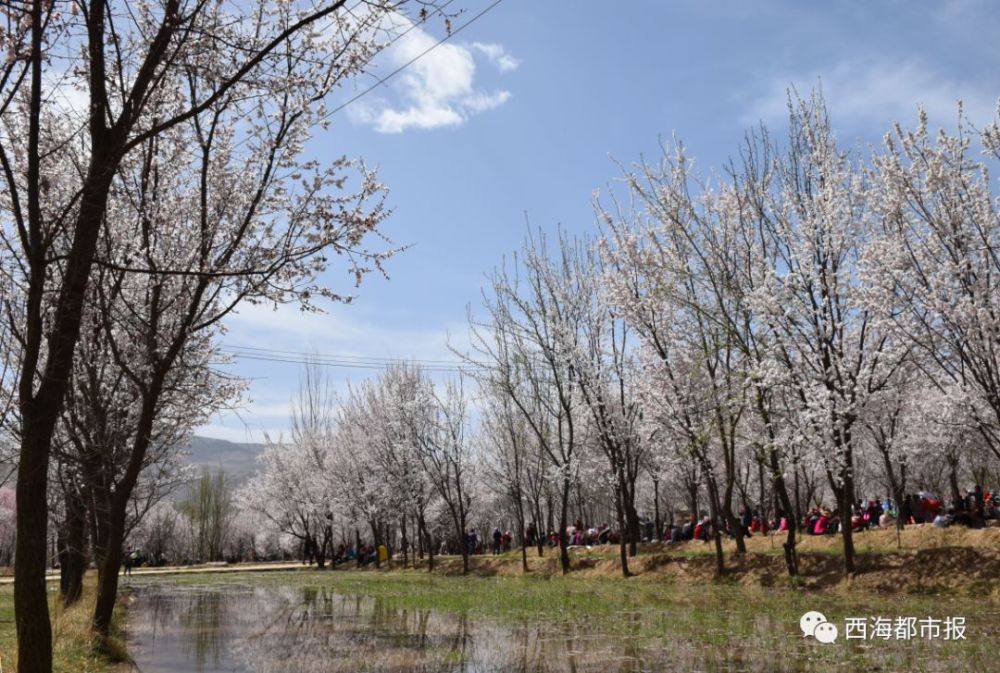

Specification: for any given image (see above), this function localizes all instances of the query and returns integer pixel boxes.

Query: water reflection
[128,582,982,673]
[129,583,724,673]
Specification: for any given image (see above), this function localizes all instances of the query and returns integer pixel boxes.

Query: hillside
[182,435,267,482]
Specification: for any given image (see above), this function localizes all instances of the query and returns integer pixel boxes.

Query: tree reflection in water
[128,583,806,673]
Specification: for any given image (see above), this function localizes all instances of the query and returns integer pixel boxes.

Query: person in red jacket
[813,511,831,535]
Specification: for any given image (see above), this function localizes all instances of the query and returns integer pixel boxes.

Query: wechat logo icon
[800,610,838,644]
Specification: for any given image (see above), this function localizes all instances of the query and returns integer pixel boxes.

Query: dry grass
[720,522,1000,554]
[364,525,1000,596]
[0,579,131,673]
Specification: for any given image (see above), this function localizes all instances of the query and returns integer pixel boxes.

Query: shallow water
[128,583,761,673]
[127,581,992,673]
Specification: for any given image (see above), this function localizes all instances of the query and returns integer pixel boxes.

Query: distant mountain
[181,435,267,483]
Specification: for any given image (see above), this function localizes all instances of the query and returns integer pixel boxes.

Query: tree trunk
[614,482,630,577]
[400,513,409,569]
[624,497,640,557]
[837,431,857,577]
[519,522,528,573]
[839,485,856,576]
[758,459,767,522]
[370,521,380,569]
[558,478,571,574]
[704,474,726,578]
[534,502,545,558]
[653,479,661,542]
[58,488,88,607]
[794,463,803,531]
[723,502,747,556]
[686,478,700,520]
[768,447,798,577]
[947,457,962,509]
[92,509,126,638]
[15,421,56,673]
[545,493,555,543]
[456,509,470,575]
[416,518,424,560]
[314,528,329,569]
[418,514,433,572]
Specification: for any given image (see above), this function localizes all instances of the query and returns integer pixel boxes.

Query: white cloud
[472,42,520,73]
[348,19,515,133]
[739,59,999,133]
[462,90,512,113]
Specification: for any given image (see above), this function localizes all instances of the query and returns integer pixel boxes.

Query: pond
[126,577,995,673]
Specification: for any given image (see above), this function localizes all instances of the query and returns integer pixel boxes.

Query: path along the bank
[0,561,312,584]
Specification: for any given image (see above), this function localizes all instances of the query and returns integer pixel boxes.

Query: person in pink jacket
[813,511,831,535]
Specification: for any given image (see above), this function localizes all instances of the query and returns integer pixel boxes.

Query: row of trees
[240,360,479,572]
[244,93,1000,584]
[0,2,455,672]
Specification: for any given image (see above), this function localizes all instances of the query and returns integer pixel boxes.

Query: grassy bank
[669,521,1000,554]
[0,580,129,673]
[215,526,1000,595]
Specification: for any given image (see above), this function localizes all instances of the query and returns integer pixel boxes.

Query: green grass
[0,581,129,673]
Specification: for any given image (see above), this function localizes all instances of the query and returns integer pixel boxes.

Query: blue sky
[201,0,1000,443]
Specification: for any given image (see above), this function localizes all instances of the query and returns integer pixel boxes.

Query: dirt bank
[389,525,1000,595]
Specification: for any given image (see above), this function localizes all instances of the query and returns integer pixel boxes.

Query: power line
[219,344,486,372]
[224,344,469,366]
[322,0,505,121]
[222,353,472,373]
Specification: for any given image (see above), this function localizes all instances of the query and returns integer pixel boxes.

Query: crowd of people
[661,487,1000,544]
[438,487,1000,563]
[451,528,517,555]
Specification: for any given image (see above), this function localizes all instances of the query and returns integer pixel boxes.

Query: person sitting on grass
[750,509,768,534]
[932,509,953,528]
[970,504,986,528]
[866,499,881,528]
[922,494,942,522]
[694,516,711,542]
[952,504,985,529]
[813,510,832,536]
[681,516,695,541]
[851,510,866,532]
[983,495,999,520]
[805,507,822,535]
